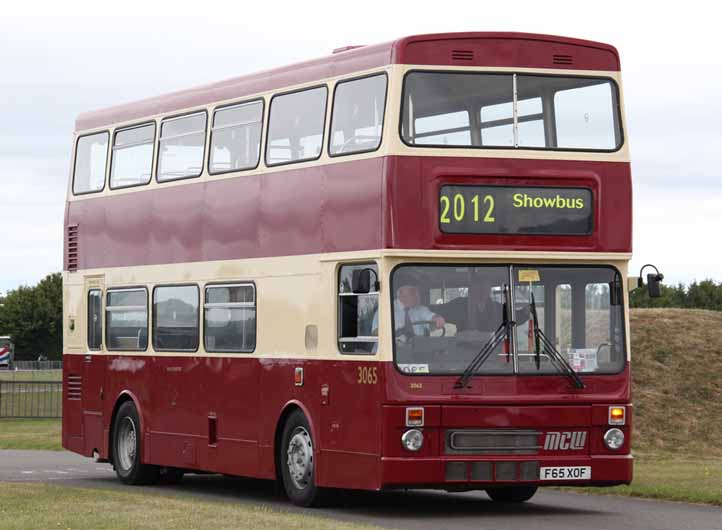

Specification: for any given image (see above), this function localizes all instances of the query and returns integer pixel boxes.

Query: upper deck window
[401,71,622,152]
[73,132,108,194]
[110,123,155,189]
[266,86,327,166]
[157,112,207,182]
[209,100,263,174]
[329,74,387,156]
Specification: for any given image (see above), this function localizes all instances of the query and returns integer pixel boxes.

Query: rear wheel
[279,410,325,507]
[112,400,159,485]
[486,485,538,503]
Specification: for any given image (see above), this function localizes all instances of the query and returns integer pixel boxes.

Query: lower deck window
[204,284,256,352]
[153,285,200,351]
[106,289,148,351]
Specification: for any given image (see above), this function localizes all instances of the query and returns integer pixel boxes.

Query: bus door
[83,275,107,455]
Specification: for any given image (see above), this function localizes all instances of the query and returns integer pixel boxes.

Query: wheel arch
[107,390,146,463]
[273,399,319,481]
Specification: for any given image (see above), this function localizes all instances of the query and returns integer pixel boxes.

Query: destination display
[439,185,593,235]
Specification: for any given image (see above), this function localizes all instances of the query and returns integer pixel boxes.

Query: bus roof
[75,32,620,132]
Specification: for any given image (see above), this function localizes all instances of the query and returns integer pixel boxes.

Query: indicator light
[609,406,625,425]
[405,407,424,427]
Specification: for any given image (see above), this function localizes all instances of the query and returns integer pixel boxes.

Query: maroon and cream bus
[63,32,647,506]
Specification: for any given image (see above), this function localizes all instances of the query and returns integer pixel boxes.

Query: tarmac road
[1,449,721,530]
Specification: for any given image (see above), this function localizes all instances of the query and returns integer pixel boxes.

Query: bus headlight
[603,428,625,450]
[401,429,424,451]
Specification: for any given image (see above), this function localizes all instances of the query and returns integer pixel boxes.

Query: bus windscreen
[401,71,622,151]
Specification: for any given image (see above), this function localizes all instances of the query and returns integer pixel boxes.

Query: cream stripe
[64,249,632,363]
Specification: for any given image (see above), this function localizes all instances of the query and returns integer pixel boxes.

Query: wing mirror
[352,268,379,294]
[629,264,664,298]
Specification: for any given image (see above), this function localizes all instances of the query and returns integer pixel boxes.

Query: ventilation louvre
[67,374,82,400]
[553,54,574,65]
[66,224,79,272]
[451,49,474,61]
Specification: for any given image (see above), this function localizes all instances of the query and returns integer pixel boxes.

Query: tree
[0,273,63,360]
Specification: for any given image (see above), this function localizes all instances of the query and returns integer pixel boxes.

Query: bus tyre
[486,485,538,503]
[279,410,324,507]
[112,401,159,485]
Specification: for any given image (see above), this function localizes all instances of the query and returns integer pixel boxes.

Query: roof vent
[553,54,574,65]
[66,224,79,272]
[333,45,365,54]
[452,49,474,61]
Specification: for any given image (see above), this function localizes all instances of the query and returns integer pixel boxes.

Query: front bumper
[380,454,633,489]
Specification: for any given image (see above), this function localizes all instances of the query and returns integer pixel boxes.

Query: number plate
[540,466,591,481]
[439,185,593,235]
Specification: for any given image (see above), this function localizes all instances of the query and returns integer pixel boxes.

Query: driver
[372,284,445,338]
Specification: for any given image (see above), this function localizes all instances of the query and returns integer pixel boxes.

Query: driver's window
[338,263,379,354]
[329,74,387,156]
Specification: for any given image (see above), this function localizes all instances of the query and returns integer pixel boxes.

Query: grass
[630,309,722,456]
[0,482,380,530]
[0,369,62,382]
[0,419,62,450]
[571,453,722,506]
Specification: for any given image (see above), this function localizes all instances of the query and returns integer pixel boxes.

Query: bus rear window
[401,71,622,152]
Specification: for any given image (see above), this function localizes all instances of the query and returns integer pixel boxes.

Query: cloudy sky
[1,1,720,294]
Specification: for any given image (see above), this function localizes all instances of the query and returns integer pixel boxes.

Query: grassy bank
[0,419,62,450]
[572,453,722,506]
[0,482,379,530]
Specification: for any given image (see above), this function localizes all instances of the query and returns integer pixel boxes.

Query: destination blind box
[439,185,593,235]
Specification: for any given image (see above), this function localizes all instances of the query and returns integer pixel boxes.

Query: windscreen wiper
[530,291,585,389]
[454,286,512,389]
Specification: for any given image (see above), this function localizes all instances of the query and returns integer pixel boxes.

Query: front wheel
[279,410,325,507]
[486,485,538,503]
[112,400,159,485]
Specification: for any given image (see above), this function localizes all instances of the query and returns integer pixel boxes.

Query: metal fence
[0,381,62,418]
[12,360,63,371]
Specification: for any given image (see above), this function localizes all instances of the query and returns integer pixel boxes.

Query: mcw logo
[544,431,587,451]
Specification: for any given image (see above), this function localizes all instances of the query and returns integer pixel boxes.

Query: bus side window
[338,264,378,355]
[153,285,200,352]
[88,289,102,350]
[106,288,148,351]
[329,73,387,156]
[204,284,256,353]
[265,86,327,166]
[209,100,263,174]
[73,131,109,195]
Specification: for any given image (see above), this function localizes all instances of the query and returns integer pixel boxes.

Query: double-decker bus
[62,32,659,506]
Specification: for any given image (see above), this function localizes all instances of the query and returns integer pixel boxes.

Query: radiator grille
[445,429,541,455]
[66,224,79,272]
[66,374,82,400]
[451,49,474,61]
[553,54,574,65]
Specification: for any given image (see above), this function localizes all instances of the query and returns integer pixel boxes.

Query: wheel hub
[117,417,137,472]
[286,427,313,490]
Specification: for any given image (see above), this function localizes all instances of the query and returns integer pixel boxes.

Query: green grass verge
[570,454,722,506]
[0,482,380,530]
[0,419,62,450]
[0,370,62,382]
